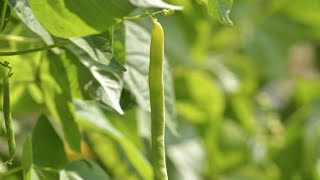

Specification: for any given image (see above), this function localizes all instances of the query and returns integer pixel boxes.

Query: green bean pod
[3,75,15,165]
[149,21,168,180]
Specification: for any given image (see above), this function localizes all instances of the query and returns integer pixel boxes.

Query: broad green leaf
[41,52,82,152]
[70,30,126,71]
[60,159,110,180]
[129,0,183,10]
[0,0,11,32]
[22,136,32,180]
[8,0,59,53]
[205,0,233,25]
[28,0,134,38]
[74,99,153,180]
[124,21,177,132]
[32,115,68,169]
[67,45,124,114]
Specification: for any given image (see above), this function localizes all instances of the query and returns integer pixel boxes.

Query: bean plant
[0,0,319,180]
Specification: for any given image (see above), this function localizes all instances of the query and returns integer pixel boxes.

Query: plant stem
[0,41,72,56]
[0,0,8,34]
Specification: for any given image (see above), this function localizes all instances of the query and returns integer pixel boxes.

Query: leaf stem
[0,0,8,34]
[122,9,171,22]
[0,41,72,56]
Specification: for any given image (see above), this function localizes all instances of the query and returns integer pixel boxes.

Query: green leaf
[129,0,183,10]
[32,115,68,169]
[206,0,233,25]
[67,45,124,114]
[28,0,134,38]
[124,21,177,133]
[60,159,111,180]
[74,99,153,180]
[70,31,126,72]
[8,0,59,53]
[41,51,82,152]
[22,136,32,180]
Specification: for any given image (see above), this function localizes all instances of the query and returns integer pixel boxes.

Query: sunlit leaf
[28,0,134,38]
[9,0,59,53]
[41,52,82,152]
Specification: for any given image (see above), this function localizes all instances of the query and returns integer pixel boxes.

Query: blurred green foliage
[0,0,320,179]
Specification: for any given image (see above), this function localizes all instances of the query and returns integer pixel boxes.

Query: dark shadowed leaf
[32,115,68,169]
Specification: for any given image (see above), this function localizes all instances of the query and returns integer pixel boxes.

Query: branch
[0,41,72,56]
